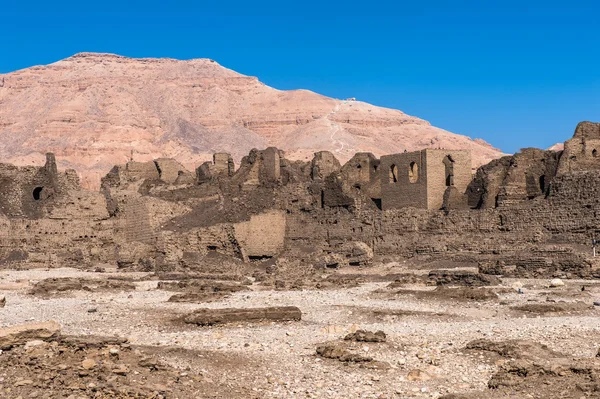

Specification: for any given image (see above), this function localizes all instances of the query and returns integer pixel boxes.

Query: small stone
[24,340,47,350]
[112,366,128,375]
[81,358,96,370]
[14,380,33,387]
[511,282,523,291]
[406,369,431,381]
[0,296,5,308]
[87,308,97,313]
[109,348,119,356]
[550,279,565,287]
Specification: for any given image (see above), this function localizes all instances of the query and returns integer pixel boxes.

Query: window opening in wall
[593,149,598,157]
[371,198,382,210]
[32,187,44,201]
[443,155,455,186]
[389,164,398,183]
[356,164,362,169]
[408,162,418,183]
[539,175,545,193]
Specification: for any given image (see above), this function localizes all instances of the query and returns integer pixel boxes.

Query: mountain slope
[0,53,503,188]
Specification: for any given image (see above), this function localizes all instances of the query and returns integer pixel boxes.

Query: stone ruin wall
[1,122,600,277]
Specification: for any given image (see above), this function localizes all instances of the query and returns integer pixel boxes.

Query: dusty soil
[1,266,600,398]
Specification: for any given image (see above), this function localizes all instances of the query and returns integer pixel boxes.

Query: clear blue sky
[3,0,599,153]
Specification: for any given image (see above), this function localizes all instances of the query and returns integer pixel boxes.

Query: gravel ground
[1,267,600,398]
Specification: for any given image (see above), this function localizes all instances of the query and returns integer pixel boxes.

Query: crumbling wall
[340,153,381,202]
[154,158,191,184]
[311,151,341,181]
[557,121,600,174]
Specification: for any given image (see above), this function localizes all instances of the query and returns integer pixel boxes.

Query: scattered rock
[0,295,5,308]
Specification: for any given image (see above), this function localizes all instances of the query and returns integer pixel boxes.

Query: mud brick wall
[380,151,427,210]
[213,153,234,176]
[424,150,471,210]
[125,161,159,180]
[122,198,155,244]
[154,158,187,184]
[233,210,286,257]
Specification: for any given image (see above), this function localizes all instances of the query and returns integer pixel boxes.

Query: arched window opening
[409,162,419,183]
[593,149,598,158]
[389,164,398,183]
[443,155,455,186]
[33,187,44,201]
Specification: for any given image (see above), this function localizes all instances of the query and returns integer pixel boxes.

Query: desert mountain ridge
[0,52,504,189]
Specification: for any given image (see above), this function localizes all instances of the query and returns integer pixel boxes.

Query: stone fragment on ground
[316,342,373,362]
[549,278,565,287]
[428,269,501,286]
[30,277,135,296]
[344,329,387,343]
[183,306,302,325]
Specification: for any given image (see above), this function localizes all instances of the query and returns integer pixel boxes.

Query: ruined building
[1,122,600,279]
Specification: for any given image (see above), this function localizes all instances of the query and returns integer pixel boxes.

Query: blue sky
[2,0,599,153]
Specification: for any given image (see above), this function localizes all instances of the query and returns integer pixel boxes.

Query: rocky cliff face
[0,52,503,188]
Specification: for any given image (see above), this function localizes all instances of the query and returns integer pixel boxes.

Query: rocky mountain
[547,143,565,152]
[0,53,503,189]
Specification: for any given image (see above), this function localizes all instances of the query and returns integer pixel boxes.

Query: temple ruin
[1,122,600,278]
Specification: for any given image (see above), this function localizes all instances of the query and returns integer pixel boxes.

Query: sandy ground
[1,267,600,398]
